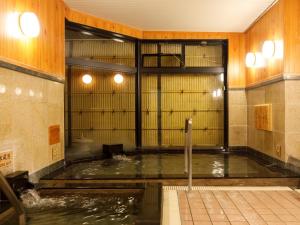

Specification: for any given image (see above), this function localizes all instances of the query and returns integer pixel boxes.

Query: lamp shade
[262,40,275,59]
[254,52,265,68]
[114,74,124,84]
[82,74,93,84]
[274,40,284,59]
[245,52,256,68]
[19,12,40,37]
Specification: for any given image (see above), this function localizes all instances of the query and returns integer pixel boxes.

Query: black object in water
[1,171,34,200]
[103,144,124,158]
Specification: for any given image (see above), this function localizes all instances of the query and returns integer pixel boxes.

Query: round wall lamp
[82,74,93,84]
[114,74,124,84]
[245,52,265,68]
[274,40,284,59]
[262,40,275,59]
[19,12,40,37]
[262,40,284,59]
[245,52,256,68]
[254,52,265,68]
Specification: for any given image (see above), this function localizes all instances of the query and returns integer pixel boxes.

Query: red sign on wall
[49,125,60,145]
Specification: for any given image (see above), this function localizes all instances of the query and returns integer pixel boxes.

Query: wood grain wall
[245,1,284,86]
[245,0,300,86]
[0,0,65,78]
[283,0,300,76]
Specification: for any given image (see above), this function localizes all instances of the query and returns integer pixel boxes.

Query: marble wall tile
[246,82,286,161]
[228,90,247,147]
[229,125,247,146]
[0,67,64,176]
[285,80,300,162]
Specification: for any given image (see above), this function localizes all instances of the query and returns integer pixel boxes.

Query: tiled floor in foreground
[178,189,300,225]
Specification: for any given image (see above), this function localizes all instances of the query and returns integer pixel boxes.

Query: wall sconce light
[19,12,40,37]
[245,52,265,68]
[254,52,265,68]
[6,11,40,38]
[274,40,284,59]
[114,73,124,84]
[245,52,256,68]
[262,40,275,59]
[262,40,284,59]
[82,74,93,84]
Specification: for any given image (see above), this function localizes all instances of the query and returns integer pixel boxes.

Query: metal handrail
[184,118,192,192]
[0,172,26,225]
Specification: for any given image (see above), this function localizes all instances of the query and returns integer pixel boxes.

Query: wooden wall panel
[254,104,272,131]
[245,1,284,86]
[283,0,300,75]
[0,0,65,78]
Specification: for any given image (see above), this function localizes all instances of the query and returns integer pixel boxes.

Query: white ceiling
[64,0,276,32]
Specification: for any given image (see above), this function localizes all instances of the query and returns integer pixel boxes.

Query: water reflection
[18,190,140,225]
[212,161,224,177]
[48,153,299,180]
[15,87,22,95]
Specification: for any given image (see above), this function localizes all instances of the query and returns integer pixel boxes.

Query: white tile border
[162,190,181,225]
[163,186,293,191]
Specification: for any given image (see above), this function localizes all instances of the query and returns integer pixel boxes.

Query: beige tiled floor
[178,190,300,225]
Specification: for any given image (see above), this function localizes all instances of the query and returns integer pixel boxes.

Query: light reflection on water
[52,153,297,179]
[18,190,141,225]
[212,161,224,177]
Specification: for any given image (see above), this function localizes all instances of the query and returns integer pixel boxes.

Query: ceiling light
[82,74,93,84]
[114,74,124,84]
[19,12,40,37]
[262,40,275,59]
[245,52,256,68]
[113,38,124,43]
[81,31,93,36]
